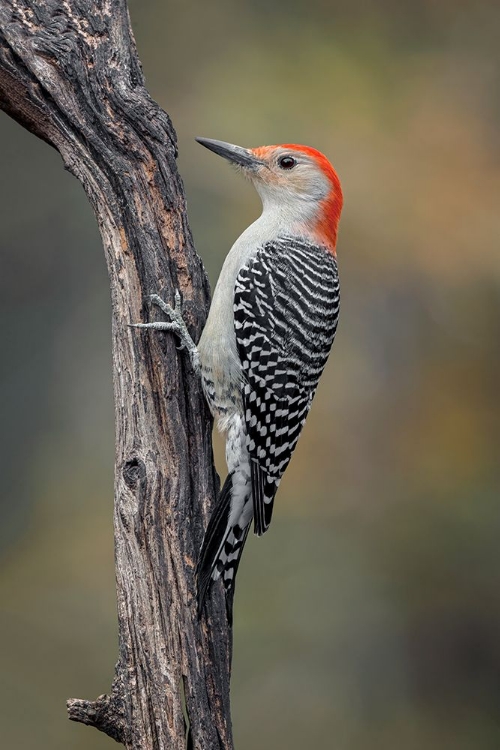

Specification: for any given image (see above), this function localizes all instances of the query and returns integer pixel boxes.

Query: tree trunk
[0,2,233,748]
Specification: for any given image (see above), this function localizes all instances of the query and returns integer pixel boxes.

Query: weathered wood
[0,2,233,748]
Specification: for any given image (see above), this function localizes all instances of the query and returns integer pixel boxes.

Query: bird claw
[149,291,185,329]
[130,290,200,374]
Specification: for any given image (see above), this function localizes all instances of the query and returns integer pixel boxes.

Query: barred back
[234,236,340,535]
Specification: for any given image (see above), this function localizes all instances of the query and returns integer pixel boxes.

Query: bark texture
[0,2,233,748]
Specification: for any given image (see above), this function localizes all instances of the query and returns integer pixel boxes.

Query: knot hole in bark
[123,456,147,490]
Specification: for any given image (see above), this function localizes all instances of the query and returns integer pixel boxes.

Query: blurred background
[1,0,499,748]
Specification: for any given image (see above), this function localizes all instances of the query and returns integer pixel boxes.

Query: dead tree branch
[0,1,233,748]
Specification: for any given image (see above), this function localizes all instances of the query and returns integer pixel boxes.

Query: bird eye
[278,156,297,170]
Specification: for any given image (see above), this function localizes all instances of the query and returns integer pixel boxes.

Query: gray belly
[198,327,243,430]
[197,226,260,429]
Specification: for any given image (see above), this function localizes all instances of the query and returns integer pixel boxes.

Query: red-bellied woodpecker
[132,138,343,620]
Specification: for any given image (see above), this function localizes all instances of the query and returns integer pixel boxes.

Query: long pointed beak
[195,137,263,169]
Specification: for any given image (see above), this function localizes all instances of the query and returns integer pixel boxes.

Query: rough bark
[0,2,233,749]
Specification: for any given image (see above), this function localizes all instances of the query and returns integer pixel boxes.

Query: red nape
[281,144,343,253]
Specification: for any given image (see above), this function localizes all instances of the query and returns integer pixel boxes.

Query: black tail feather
[196,472,252,622]
[251,458,265,536]
[196,473,234,617]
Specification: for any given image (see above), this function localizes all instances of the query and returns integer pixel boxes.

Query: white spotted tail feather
[196,471,251,622]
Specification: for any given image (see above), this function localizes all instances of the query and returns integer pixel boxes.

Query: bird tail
[197,471,251,623]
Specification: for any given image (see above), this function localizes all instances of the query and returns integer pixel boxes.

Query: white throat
[245,194,320,246]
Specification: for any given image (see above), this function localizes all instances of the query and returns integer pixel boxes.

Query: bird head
[196,137,343,252]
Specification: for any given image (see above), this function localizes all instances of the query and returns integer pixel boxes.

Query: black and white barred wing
[234,238,340,536]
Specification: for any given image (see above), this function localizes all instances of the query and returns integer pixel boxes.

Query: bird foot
[130,290,200,373]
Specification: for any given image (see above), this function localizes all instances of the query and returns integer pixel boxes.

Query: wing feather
[234,237,340,535]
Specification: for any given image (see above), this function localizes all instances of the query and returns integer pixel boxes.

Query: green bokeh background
[1,1,499,748]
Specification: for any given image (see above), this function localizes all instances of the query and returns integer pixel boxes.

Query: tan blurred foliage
[1,1,499,748]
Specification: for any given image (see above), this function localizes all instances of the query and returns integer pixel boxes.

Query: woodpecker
[132,138,343,620]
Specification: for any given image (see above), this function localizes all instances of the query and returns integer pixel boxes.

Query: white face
[247,146,331,208]
[196,138,342,249]
[195,137,339,233]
